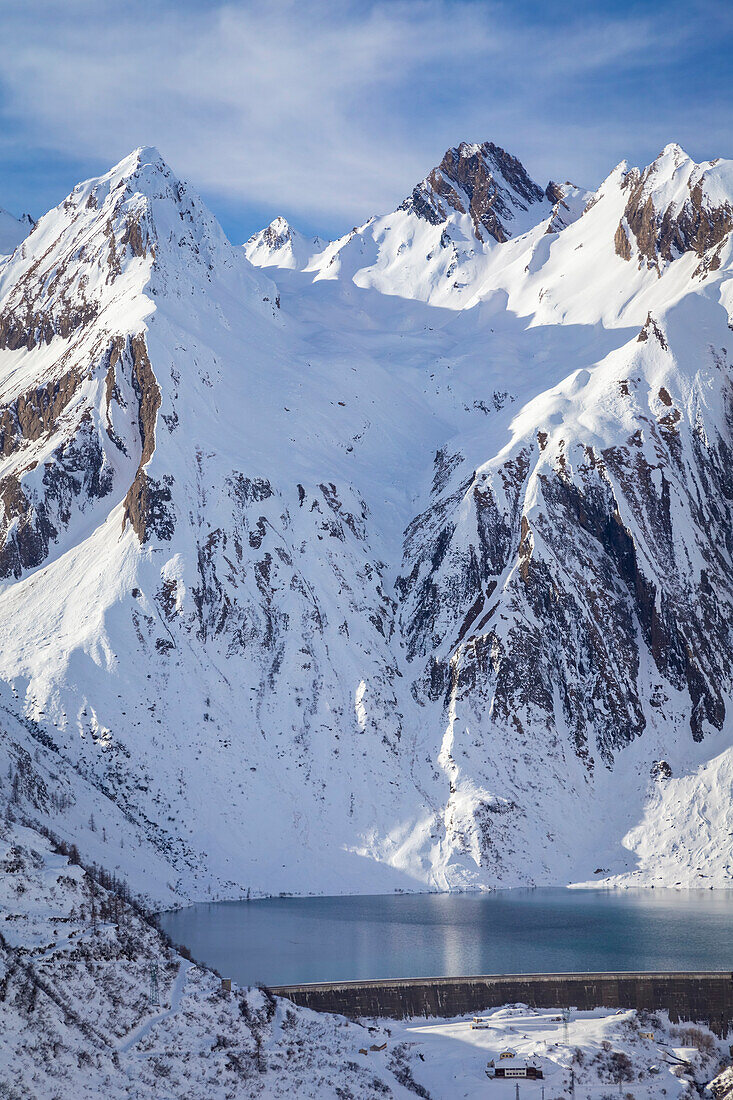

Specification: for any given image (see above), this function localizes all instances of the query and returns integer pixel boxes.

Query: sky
[0,0,731,244]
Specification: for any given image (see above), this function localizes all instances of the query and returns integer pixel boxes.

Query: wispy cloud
[0,0,730,238]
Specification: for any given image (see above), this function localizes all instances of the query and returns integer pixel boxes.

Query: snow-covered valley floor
[2,814,732,1099]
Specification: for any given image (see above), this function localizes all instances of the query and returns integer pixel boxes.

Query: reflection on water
[157,888,733,987]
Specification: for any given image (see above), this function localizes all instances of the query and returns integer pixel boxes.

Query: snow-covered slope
[0,141,732,905]
[244,215,325,270]
[248,142,591,308]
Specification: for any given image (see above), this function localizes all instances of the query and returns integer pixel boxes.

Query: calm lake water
[157,888,733,987]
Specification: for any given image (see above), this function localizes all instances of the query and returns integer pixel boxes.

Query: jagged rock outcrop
[544,181,590,234]
[244,216,324,270]
[121,334,173,543]
[401,140,546,242]
[615,143,733,270]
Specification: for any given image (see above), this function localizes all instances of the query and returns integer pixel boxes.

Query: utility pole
[150,963,160,1007]
[515,1083,520,1100]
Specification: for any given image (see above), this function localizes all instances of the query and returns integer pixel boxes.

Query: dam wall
[271,972,733,1036]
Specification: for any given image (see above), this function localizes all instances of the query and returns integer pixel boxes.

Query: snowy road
[118,963,189,1054]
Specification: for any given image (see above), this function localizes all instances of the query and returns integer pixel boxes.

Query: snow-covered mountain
[244,215,325,270]
[1,139,733,907]
[248,142,592,307]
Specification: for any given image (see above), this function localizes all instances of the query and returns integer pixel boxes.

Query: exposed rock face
[615,144,733,268]
[121,335,173,543]
[0,368,81,456]
[1,141,733,903]
[244,216,325,270]
[0,474,56,578]
[543,181,591,234]
[395,336,733,868]
[401,140,546,242]
[257,216,295,252]
[0,409,115,579]
[637,311,668,347]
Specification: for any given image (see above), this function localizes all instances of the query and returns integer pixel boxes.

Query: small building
[488,1064,544,1080]
[471,1017,492,1029]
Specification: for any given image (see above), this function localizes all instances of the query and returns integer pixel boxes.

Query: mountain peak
[67,146,230,262]
[269,215,290,230]
[105,145,168,185]
[69,145,176,213]
[401,139,547,243]
[614,144,733,268]
[658,141,690,161]
[0,146,238,356]
[245,216,325,270]
[258,216,294,247]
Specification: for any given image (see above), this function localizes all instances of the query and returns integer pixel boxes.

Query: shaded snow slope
[0,142,732,904]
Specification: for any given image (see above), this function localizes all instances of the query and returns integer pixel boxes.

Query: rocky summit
[1,140,732,907]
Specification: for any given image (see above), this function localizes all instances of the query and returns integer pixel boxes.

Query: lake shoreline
[158,886,733,988]
[154,877,726,916]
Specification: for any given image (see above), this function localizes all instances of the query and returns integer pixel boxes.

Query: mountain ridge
[0,137,732,905]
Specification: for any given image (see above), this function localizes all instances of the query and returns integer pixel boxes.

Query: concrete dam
[271,972,733,1036]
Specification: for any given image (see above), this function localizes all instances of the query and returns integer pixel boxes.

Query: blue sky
[0,0,730,243]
